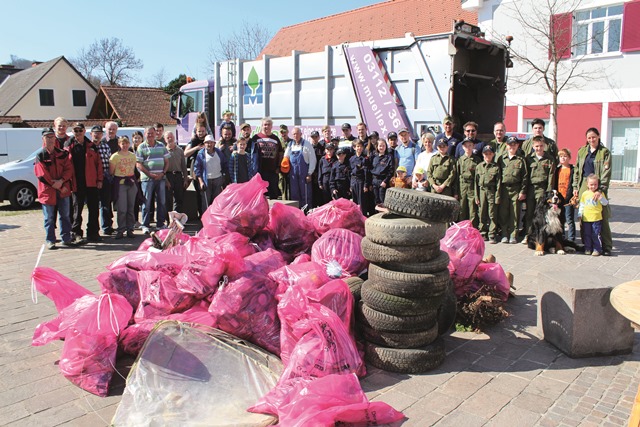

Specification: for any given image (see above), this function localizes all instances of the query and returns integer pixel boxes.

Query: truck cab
[169,80,215,147]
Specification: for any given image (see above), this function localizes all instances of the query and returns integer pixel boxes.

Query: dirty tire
[365,213,447,246]
[437,283,457,335]
[380,251,450,274]
[368,263,450,298]
[360,323,439,348]
[358,301,436,331]
[361,237,440,264]
[364,338,445,373]
[361,280,443,316]
[345,276,364,303]
[384,187,460,223]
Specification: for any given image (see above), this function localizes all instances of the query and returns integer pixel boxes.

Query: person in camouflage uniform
[523,136,556,242]
[456,138,480,227]
[498,136,528,243]
[522,118,558,160]
[475,145,501,243]
[427,138,457,198]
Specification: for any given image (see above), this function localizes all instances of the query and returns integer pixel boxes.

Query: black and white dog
[527,190,577,256]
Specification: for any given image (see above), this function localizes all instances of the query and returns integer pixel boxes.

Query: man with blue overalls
[283,126,317,210]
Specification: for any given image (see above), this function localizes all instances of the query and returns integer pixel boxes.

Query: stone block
[536,270,634,358]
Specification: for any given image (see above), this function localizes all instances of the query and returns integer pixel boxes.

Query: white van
[0,129,46,166]
[0,127,145,209]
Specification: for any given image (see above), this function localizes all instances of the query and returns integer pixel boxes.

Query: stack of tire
[358,188,460,374]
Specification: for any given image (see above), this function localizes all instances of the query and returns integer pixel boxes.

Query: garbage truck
[169,21,512,143]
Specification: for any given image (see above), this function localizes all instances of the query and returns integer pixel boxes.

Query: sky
[3,0,381,86]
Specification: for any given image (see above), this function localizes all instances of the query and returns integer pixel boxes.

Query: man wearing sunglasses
[435,115,464,157]
[455,121,486,158]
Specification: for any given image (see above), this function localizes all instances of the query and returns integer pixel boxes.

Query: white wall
[11,61,96,120]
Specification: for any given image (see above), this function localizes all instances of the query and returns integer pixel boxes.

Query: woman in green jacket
[573,128,613,255]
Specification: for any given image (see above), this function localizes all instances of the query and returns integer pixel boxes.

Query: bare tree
[147,67,168,89]
[498,0,605,141]
[71,38,143,86]
[208,21,273,66]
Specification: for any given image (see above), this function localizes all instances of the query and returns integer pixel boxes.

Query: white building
[464,0,640,182]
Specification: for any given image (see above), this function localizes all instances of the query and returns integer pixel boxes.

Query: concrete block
[536,270,634,358]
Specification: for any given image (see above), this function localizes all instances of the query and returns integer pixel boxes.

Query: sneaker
[61,240,76,247]
[489,237,498,244]
[142,227,151,235]
[584,250,592,256]
[46,241,57,250]
[115,232,124,240]
[602,250,611,256]
[103,227,115,235]
[509,237,517,244]
[501,237,509,244]
[521,236,528,244]
[134,221,142,230]
[87,235,103,242]
[127,231,135,238]
[592,251,601,257]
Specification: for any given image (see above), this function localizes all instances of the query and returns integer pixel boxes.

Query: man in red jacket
[34,128,75,249]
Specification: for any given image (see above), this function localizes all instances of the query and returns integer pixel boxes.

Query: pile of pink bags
[31,175,399,425]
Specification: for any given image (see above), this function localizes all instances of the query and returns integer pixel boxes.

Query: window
[72,90,86,107]
[179,90,203,117]
[574,5,623,56]
[39,89,54,106]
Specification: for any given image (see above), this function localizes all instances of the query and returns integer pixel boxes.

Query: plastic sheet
[307,198,367,236]
[111,321,283,426]
[311,228,368,278]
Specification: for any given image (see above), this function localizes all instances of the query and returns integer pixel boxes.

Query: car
[0,148,39,209]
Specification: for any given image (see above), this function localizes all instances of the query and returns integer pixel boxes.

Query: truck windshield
[179,90,203,118]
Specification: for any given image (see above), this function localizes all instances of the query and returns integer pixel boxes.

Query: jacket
[66,137,104,190]
[194,147,228,184]
[34,146,74,205]
[573,144,612,194]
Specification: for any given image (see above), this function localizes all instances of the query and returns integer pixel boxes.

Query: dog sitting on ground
[527,190,577,256]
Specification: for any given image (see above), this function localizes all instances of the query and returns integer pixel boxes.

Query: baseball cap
[436,138,448,146]
[396,166,407,173]
[483,145,495,153]
[42,127,55,136]
[341,123,351,130]
[204,135,215,142]
[443,115,454,124]
[331,136,340,143]
[336,147,347,155]
[387,131,398,139]
[72,122,85,130]
[90,125,103,133]
[279,124,288,131]
[310,130,320,138]
[398,128,409,134]
[506,136,519,145]
[462,137,475,145]
[370,131,379,138]
[414,167,425,175]
[240,123,251,130]
[325,144,336,150]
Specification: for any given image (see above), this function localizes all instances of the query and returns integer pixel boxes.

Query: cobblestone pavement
[1,187,639,426]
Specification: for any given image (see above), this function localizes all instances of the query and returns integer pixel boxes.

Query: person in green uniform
[522,136,556,242]
[456,138,480,227]
[498,136,528,243]
[475,145,501,243]
[573,127,613,256]
[522,118,558,160]
[427,138,457,198]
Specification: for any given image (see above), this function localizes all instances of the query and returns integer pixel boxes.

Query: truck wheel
[361,280,442,316]
[364,338,445,373]
[438,285,457,335]
[380,251,450,274]
[9,183,36,209]
[361,237,440,264]
[365,213,446,246]
[345,276,364,303]
[358,301,436,331]
[360,323,438,348]
[368,263,450,298]
[384,188,460,223]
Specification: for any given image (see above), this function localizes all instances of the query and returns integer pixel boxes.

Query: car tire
[360,323,439,348]
[384,188,460,223]
[438,285,457,335]
[380,251,450,274]
[358,301,436,331]
[345,276,364,303]
[8,182,36,209]
[365,213,446,246]
[361,237,440,264]
[361,280,443,316]
[364,338,445,373]
[367,263,450,298]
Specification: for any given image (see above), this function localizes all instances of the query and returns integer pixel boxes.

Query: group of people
[36,112,613,257]
[35,118,188,248]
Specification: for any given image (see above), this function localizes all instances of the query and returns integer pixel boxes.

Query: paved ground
[1,186,639,426]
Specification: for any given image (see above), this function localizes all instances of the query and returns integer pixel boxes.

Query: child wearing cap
[498,136,528,243]
[371,139,394,205]
[475,145,501,243]
[391,166,412,188]
[412,167,428,191]
[219,110,235,139]
[318,144,337,205]
[330,148,351,199]
[427,138,457,197]
[456,138,481,226]
[349,139,372,215]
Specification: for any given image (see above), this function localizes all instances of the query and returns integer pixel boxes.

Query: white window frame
[573,4,623,57]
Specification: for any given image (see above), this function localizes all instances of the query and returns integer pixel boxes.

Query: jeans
[563,204,576,241]
[100,175,114,231]
[141,179,166,228]
[43,195,72,243]
[116,181,137,232]
[582,220,603,253]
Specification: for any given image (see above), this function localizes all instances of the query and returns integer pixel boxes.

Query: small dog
[527,190,577,256]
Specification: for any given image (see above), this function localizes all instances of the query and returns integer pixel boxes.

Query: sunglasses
[73,129,84,133]
[465,129,477,133]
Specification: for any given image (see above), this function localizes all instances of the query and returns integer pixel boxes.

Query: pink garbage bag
[174,257,226,299]
[440,220,485,280]
[199,174,270,238]
[269,261,331,296]
[135,271,195,322]
[307,198,366,236]
[248,374,404,426]
[267,202,317,256]
[107,250,186,277]
[311,228,367,278]
[97,267,140,310]
[241,248,287,277]
[460,262,511,302]
[31,267,92,311]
